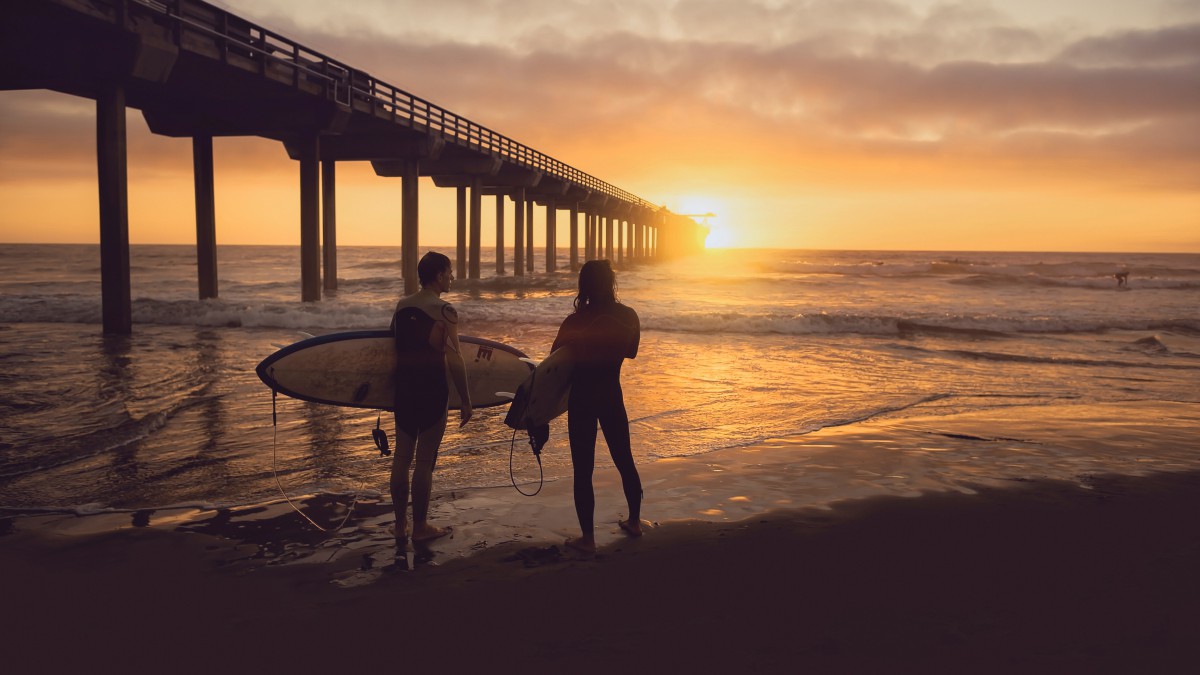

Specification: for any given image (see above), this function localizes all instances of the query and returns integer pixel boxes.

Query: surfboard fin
[372,414,390,457]
[495,391,516,400]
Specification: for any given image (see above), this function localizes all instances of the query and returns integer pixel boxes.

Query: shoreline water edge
[2,245,1199,669]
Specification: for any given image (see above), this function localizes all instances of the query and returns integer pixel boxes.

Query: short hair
[417,251,451,286]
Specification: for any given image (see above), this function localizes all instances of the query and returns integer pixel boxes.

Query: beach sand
[3,402,1199,673]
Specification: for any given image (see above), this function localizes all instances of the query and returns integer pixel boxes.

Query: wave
[4,291,1198,338]
[887,343,1200,371]
[755,257,1200,287]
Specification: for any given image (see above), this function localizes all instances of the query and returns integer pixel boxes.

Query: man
[390,251,472,547]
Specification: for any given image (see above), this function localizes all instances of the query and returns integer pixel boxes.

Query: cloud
[3,1,1197,197]
[1056,22,1200,65]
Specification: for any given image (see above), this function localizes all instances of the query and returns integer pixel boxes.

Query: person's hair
[574,259,617,311]
[417,251,451,286]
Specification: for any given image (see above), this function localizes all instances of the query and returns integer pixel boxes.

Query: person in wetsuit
[390,251,472,547]
[551,259,642,554]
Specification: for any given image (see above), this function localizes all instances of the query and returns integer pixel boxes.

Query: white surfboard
[504,346,574,430]
[257,330,533,410]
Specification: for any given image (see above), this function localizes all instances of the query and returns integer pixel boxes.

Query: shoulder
[439,301,458,325]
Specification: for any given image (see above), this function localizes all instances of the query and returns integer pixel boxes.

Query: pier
[0,0,707,333]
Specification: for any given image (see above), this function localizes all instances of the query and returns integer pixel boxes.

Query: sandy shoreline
[4,401,1199,672]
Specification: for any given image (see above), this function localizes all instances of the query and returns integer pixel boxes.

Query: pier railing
[104,0,658,210]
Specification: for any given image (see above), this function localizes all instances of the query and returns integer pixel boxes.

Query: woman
[390,251,472,548]
[551,259,642,554]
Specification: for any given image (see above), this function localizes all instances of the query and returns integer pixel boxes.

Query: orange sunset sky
[1,0,1197,252]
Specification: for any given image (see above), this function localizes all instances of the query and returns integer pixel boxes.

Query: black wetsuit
[551,301,641,532]
[391,306,448,436]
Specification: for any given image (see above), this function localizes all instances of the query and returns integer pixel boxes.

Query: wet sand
[3,402,1199,673]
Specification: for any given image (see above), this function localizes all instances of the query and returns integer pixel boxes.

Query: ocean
[1,244,1198,515]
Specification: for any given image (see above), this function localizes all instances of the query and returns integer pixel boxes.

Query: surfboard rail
[256,330,532,411]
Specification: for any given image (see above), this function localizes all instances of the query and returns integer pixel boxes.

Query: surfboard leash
[509,427,544,497]
[270,390,364,534]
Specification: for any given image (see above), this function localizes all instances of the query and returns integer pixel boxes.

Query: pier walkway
[1,0,706,333]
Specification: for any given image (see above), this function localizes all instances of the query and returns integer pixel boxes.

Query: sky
[1,0,1198,251]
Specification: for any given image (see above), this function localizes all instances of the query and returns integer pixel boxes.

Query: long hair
[573,259,618,311]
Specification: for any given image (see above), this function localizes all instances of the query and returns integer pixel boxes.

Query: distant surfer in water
[390,251,472,548]
[552,259,643,554]
[1114,269,1129,287]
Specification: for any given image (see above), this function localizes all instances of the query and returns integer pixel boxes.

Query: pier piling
[322,159,337,291]
[193,135,218,300]
[98,84,131,335]
[298,136,321,302]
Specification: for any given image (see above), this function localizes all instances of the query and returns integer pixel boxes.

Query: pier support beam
[469,175,482,279]
[619,219,626,266]
[98,85,131,334]
[322,159,337,291]
[514,188,525,277]
[605,215,614,260]
[569,204,579,271]
[525,200,534,273]
[545,202,556,273]
[585,213,593,261]
[401,160,420,295]
[495,193,505,275]
[193,135,217,300]
[456,187,466,280]
[298,136,321,302]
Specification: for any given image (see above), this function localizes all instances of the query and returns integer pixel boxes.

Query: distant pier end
[0,0,706,333]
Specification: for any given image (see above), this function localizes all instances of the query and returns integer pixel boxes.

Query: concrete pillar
[455,186,466,280]
[495,193,505,276]
[469,175,482,279]
[322,159,337,291]
[619,219,627,266]
[193,135,217,300]
[514,188,525,277]
[583,213,591,261]
[98,85,131,334]
[545,202,556,273]
[298,136,321,302]
[525,199,534,273]
[401,160,419,295]
[605,214,614,260]
[569,204,580,271]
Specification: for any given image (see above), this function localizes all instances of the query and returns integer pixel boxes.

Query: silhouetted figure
[1115,270,1129,287]
[552,260,643,554]
[389,251,472,550]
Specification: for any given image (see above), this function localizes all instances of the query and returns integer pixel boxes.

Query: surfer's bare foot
[565,536,596,555]
[618,519,643,537]
[412,524,451,542]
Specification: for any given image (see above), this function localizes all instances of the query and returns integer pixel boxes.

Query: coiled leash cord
[509,426,544,497]
[271,391,365,534]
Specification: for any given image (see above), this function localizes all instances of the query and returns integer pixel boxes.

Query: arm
[441,303,473,427]
[626,308,640,359]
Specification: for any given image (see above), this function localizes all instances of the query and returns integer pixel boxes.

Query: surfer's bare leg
[390,424,417,544]
[567,407,599,552]
[411,411,449,541]
[600,403,641,529]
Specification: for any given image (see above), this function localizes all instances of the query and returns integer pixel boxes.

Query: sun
[705,224,737,248]
[668,195,735,248]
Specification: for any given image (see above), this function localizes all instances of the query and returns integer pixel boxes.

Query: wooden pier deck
[1,0,706,333]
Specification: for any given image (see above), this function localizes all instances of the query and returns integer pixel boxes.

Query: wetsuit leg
[597,393,641,523]
[568,401,600,537]
[411,409,447,527]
